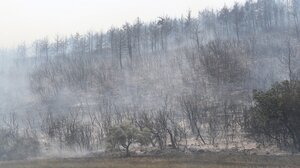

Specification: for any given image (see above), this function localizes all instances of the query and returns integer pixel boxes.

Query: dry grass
[1,152,300,168]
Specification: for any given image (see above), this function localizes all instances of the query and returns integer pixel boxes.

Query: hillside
[0,0,300,161]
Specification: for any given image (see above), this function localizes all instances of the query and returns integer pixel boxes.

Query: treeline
[23,0,300,61]
[25,0,300,98]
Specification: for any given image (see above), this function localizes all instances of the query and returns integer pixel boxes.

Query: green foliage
[106,123,151,156]
[247,80,300,151]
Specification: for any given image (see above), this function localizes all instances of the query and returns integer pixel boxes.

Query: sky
[0,0,245,48]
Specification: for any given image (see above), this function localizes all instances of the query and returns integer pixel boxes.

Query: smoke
[0,0,299,160]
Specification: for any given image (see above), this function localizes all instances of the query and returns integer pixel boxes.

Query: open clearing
[1,152,300,168]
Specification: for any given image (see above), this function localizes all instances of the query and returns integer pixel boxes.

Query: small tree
[246,80,300,152]
[106,123,151,156]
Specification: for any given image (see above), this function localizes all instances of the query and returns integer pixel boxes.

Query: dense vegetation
[246,80,300,152]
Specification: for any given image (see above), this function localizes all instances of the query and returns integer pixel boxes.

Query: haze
[0,0,244,48]
[0,0,300,164]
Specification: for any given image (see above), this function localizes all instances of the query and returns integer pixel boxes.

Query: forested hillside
[0,0,300,160]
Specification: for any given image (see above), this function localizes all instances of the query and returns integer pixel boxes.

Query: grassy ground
[1,152,300,168]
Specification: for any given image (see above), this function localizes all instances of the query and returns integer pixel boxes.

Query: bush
[0,129,40,160]
[246,80,300,152]
[106,123,151,156]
